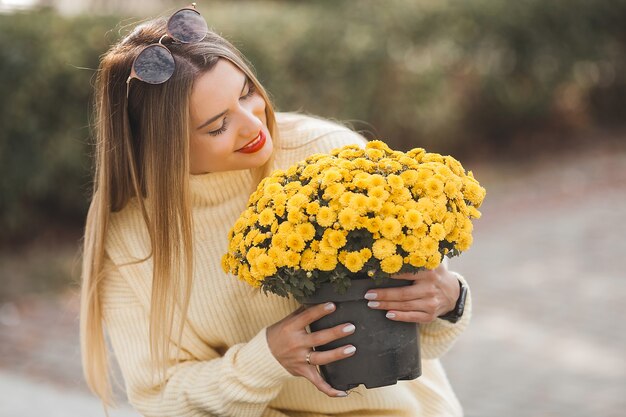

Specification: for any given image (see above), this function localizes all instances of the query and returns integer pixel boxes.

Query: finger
[304,367,348,398]
[367,298,438,314]
[364,283,422,302]
[292,302,336,329]
[305,322,356,347]
[308,344,357,366]
[384,309,437,324]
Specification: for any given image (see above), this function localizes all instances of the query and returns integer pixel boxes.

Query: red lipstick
[237,130,266,154]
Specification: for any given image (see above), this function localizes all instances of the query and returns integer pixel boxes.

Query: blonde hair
[80,17,280,407]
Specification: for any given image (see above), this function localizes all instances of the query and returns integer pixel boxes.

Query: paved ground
[1,143,625,416]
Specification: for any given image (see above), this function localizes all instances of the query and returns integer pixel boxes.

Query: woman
[81,5,472,417]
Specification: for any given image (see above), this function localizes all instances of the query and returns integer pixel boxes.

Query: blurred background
[1,0,625,416]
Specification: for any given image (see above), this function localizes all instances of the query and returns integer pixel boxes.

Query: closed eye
[207,79,256,137]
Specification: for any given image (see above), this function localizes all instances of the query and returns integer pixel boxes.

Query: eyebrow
[196,77,248,131]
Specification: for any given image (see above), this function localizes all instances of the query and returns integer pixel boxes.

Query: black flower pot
[300,276,421,391]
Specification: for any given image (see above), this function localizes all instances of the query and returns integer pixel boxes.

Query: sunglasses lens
[168,9,208,43]
[133,45,175,84]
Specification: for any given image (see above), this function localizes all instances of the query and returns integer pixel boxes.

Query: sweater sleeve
[101,256,296,417]
[418,257,473,360]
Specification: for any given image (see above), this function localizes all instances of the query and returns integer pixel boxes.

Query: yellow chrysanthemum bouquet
[222,140,486,301]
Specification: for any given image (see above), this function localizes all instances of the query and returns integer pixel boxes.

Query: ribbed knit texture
[101,112,472,417]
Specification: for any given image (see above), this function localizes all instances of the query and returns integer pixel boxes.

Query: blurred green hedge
[1,0,625,243]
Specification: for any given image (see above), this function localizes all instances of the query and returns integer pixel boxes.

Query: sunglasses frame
[126,3,208,99]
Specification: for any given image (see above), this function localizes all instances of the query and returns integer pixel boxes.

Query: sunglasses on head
[126,3,209,99]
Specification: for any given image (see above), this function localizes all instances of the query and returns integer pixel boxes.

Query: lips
[237,130,266,153]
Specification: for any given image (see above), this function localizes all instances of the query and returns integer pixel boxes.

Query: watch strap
[438,276,467,323]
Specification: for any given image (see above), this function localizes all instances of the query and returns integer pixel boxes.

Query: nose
[238,97,265,138]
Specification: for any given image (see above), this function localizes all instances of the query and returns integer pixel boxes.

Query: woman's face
[188,59,273,174]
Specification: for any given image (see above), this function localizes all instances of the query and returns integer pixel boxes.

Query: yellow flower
[271,233,288,250]
[287,210,306,224]
[425,253,442,269]
[406,148,426,160]
[322,168,343,184]
[401,235,420,252]
[287,193,308,211]
[404,209,423,229]
[258,208,276,226]
[387,174,404,189]
[316,206,337,227]
[444,181,460,199]
[425,177,444,198]
[265,183,284,195]
[349,193,369,214]
[380,217,402,240]
[430,223,446,241]
[391,188,412,204]
[391,233,405,245]
[468,205,482,219]
[380,254,403,274]
[325,229,347,249]
[338,207,360,231]
[456,232,473,251]
[323,183,346,200]
[360,248,372,260]
[408,253,426,268]
[366,140,392,152]
[375,202,389,218]
[340,251,367,273]
[306,201,320,215]
[316,253,338,271]
[422,153,445,164]
[366,217,382,233]
[372,238,396,259]
[369,174,386,187]
[295,222,316,241]
[464,180,486,207]
[366,196,383,212]
[319,239,338,255]
[421,236,438,254]
[284,250,301,268]
[443,213,456,234]
[365,148,385,161]
[254,254,277,277]
[287,233,306,252]
[400,169,419,186]
[339,192,353,207]
[368,186,389,201]
[301,249,317,271]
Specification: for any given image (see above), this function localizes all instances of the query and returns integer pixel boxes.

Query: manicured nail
[325,302,335,311]
[342,323,356,333]
[367,301,380,308]
[343,346,356,354]
[336,391,348,397]
[364,292,377,300]
[386,312,396,319]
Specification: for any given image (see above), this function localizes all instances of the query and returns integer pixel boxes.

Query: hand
[266,302,356,397]
[364,262,461,323]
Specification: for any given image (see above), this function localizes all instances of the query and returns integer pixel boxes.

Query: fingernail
[324,302,335,311]
[386,312,396,319]
[336,391,348,397]
[364,292,377,300]
[342,323,356,333]
[343,345,356,354]
[367,301,380,308]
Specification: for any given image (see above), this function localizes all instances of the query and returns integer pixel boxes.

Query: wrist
[438,271,467,323]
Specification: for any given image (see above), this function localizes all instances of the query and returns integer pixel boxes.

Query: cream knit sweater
[101,112,472,417]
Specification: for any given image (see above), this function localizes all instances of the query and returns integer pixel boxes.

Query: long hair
[80,17,280,406]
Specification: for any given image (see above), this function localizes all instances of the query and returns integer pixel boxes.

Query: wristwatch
[438,274,468,323]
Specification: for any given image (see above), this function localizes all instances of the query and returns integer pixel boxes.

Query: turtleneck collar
[189,168,254,207]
